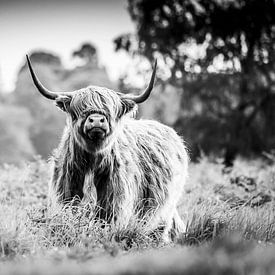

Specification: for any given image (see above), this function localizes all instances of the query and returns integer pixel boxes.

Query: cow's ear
[119,97,136,117]
[55,95,72,112]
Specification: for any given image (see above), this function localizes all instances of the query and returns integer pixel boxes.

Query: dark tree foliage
[115,0,275,162]
[116,0,275,74]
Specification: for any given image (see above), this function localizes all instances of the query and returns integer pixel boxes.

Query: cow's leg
[141,204,173,243]
[160,207,175,243]
[172,209,186,237]
[115,195,135,230]
[49,162,85,204]
[81,171,97,206]
[162,171,187,242]
[143,172,187,242]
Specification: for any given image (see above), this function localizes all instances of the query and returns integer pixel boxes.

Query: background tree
[70,43,114,90]
[0,103,36,164]
[115,0,275,162]
[72,43,98,67]
[13,51,65,158]
[6,46,114,163]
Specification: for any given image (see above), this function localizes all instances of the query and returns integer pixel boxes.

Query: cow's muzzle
[87,127,106,140]
[83,114,109,141]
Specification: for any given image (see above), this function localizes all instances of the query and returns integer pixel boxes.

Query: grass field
[1,156,275,274]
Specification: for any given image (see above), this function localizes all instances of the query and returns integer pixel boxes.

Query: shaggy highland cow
[26,55,188,241]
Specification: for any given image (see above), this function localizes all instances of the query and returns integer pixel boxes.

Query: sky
[0,0,136,92]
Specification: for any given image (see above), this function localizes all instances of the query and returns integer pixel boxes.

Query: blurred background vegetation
[0,44,115,164]
[0,0,275,165]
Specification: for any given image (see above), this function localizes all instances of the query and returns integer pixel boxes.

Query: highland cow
[26,55,188,242]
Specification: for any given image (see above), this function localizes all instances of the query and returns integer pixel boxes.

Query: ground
[1,156,275,274]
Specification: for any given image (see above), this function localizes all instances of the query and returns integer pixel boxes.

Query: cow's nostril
[89,118,94,123]
[100,118,105,123]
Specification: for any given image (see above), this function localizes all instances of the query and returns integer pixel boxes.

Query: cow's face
[55,86,136,153]
[26,55,156,153]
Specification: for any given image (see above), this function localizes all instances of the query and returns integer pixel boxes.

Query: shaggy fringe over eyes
[70,86,122,119]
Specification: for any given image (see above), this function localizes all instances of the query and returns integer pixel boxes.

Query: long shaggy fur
[49,86,188,241]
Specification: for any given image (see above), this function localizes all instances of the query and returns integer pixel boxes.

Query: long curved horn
[124,59,157,104]
[26,55,58,100]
